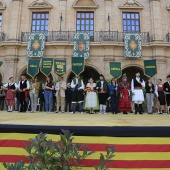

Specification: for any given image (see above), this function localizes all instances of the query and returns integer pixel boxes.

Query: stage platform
[1,111,170,170]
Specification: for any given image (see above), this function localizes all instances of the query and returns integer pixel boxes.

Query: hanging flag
[110,62,122,78]
[27,59,40,78]
[73,32,90,59]
[26,32,46,58]
[144,59,157,77]
[54,59,66,76]
[72,57,84,75]
[40,58,53,76]
[0,61,3,67]
[124,33,142,58]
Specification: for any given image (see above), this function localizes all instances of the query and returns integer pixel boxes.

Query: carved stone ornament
[167,3,170,10]
[0,0,6,10]
[28,0,53,9]
[73,0,98,9]
[119,0,143,10]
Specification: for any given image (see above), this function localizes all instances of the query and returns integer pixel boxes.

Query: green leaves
[3,130,116,170]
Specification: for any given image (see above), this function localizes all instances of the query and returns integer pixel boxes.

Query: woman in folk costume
[155,78,166,114]
[70,75,84,114]
[163,75,170,113]
[29,77,40,113]
[109,78,120,114]
[131,72,145,114]
[119,74,132,114]
[84,78,99,114]
[145,77,155,114]
[96,74,109,114]
[3,77,17,112]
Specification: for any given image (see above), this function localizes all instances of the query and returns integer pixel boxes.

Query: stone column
[149,0,163,41]
[8,0,23,41]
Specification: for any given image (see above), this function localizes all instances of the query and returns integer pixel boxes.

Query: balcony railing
[166,33,170,42]
[21,31,150,43]
[0,32,6,42]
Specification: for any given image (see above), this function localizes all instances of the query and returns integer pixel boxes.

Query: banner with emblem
[110,62,122,78]
[124,33,142,58]
[54,59,66,76]
[40,58,53,76]
[144,59,157,77]
[26,32,46,58]
[72,57,84,75]
[27,59,40,78]
[73,32,90,59]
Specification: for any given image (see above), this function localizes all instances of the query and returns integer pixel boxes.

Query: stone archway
[67,66,100,85]
[117,66,148,83]
[17,67,53,83]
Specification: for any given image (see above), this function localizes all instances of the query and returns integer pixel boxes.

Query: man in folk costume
[55,75,66,113]
[3,77,17,112]
[131,72,145,114]
[17,74,30,112]
[119,74,132,114]
[96,74,109,114]
[163,75,170,113]
[70,75,84,114]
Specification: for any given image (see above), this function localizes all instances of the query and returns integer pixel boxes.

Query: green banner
[40,58,53,76]
[26,32,46,58]
[110,62,122,78]
[72,57,84,75]
[0,61,3,67]
[54,59,66,76]
[144,59,157,77]
[73,32,90,59]
[27,60,40,78]
[124,33,142,58]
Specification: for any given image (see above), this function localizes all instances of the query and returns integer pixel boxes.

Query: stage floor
[0,111,170,127]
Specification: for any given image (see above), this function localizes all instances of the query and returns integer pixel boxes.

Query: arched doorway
[67,66,100,85]
[117,66,148,83]
[19,69,53,83]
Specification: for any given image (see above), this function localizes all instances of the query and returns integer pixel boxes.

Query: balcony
[166,33,170,42]
[21,31,150,43]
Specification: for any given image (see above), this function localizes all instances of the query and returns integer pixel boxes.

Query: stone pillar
[149,0,163,41]
[8,0,23,41]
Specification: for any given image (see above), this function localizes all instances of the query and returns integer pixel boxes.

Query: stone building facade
[0,0,170,83]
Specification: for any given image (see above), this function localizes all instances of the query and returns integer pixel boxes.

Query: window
[0,14,2,29]
[122,12,140,32]
[31,12,49,34]
[76,12,94,40]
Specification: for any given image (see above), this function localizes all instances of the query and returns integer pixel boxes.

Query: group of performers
[0,72,170,114]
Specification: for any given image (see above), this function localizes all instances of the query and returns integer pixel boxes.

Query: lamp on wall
[60,13,63,31]
[108,13,110,31]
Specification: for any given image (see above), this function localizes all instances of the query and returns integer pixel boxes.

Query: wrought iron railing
[21,31,150,43]
[166,33,170,42]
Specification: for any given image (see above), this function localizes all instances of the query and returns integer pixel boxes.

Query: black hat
[167,75,170,78]
[99,74,104,77]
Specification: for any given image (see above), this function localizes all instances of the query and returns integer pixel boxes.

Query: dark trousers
[0,97,4,110]
[20,92,27,112]
[111,95,119,113]
[65,99,72,112]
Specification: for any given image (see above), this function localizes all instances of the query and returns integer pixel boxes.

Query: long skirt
[83,92,99,110]
[120,89,131,112]
[6,89,15,106]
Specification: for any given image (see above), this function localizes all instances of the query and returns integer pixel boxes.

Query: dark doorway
[67,66,100,85]
[117,66,148,83]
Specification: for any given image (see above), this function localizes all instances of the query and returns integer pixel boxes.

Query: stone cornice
[28,0,53,9]
[148,0,160,2]
[119,0,143,10]
[0,0,6,10]
[73,0,98,9]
